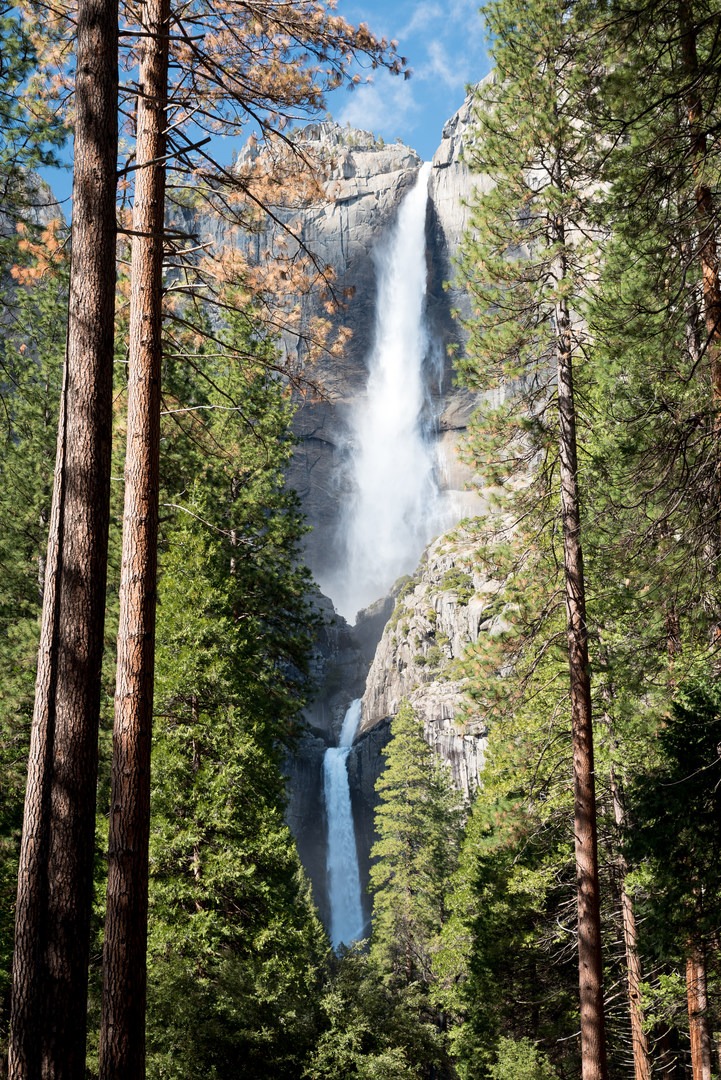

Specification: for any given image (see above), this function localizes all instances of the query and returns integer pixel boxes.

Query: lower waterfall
[323,699,365,948]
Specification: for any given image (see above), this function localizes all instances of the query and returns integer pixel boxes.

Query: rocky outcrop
[279,103,491,926]
[429,93,476,260]
[282,124,423,385]
[238,125,428,580]
[359,530,496,795]
[429,72,495,259]
[289,520,496,928]
[231,118,484,587]
[303,590,394,740]
[0,174,64,239]
[261,106,492,925]
[346,719,392,932]
[284,728,330,925]
[288,526,497,928]
[428,80,496,454]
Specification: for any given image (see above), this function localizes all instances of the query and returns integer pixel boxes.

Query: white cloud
[401,0,484,39]
[420,40,471,90]
[400,1,444,37]
[328,0,490,156]
[333,70,422,143]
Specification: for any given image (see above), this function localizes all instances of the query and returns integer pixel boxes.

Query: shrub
[490,1037,559,1080]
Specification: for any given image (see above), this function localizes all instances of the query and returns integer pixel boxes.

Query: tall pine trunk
[686,943,712,1080]
[678,0,721,414]
[98,0,168,1073]
[8,0,118,1074]
[554,221,608,1080]
[609,762,650,1080]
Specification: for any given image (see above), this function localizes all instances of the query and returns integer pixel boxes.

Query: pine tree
[99,7,406,1069]
[370,701,462,998]
[0,2,66,241]
[8,0,119,1061]
[623,679,721,1080]
[306,701,462,1080]
[598,0,721,423]
[0,238,68,1062]
[458,1,609,1072]
[306,949,446,1080]
[436,644,581,1079]
[98,0,169,1070]
[139,344,326,1080]
[581,25,721,1068]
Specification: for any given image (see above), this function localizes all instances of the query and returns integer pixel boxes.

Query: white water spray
[330,162,451,622]
[323,699,365,948]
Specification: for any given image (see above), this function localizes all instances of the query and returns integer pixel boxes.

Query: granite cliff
[176,108,481,587]
[359,529,492,794]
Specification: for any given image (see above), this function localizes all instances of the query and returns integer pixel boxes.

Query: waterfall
[330,161,451,623]
[323,699,365,948]
[320,164,462,945]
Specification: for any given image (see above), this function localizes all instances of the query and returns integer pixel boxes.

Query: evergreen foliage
[142,320,327,1079]
[7,0,721,1071]
[624,678,721,961]
[370,701,462,992]
[489,1038,559,1080]
[436,691,579,1079]
[0,238,67,1051]
[0,3,66,239]
[306,950,445,1079]
[444,0,721,1073]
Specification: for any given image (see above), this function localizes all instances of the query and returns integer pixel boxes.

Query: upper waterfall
[326,162,453,622]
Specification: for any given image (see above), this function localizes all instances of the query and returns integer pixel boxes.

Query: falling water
[330,161,450,622]
[323,699,365,948]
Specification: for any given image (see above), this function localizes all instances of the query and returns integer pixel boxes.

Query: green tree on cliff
[370,701,462,994]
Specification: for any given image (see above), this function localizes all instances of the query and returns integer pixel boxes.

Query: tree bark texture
[678,0,721,413]
[8,0,118,1075]
[610,764,650,1080]
[554,256,609,1080]
[686,945,712,1080]
[98,0,168,1074]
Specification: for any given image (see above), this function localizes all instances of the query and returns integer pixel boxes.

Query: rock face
[360,530,491,796]
[274,103,489,929]
[284,728,330,925]
[346,719,392,932]
[291,525,494,928]
[279,126,424,584]
[0,175,64,239]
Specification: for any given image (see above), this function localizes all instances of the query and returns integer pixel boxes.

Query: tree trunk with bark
[8,0,118,1075]
[678,0,721,413]
[554,226,609,1080]
[686,944,712,1080]
[609,763,651,1080]
[98,1,169,1075]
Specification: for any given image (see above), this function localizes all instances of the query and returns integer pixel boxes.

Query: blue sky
[42,1,490,204]
[332,0,490,159]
